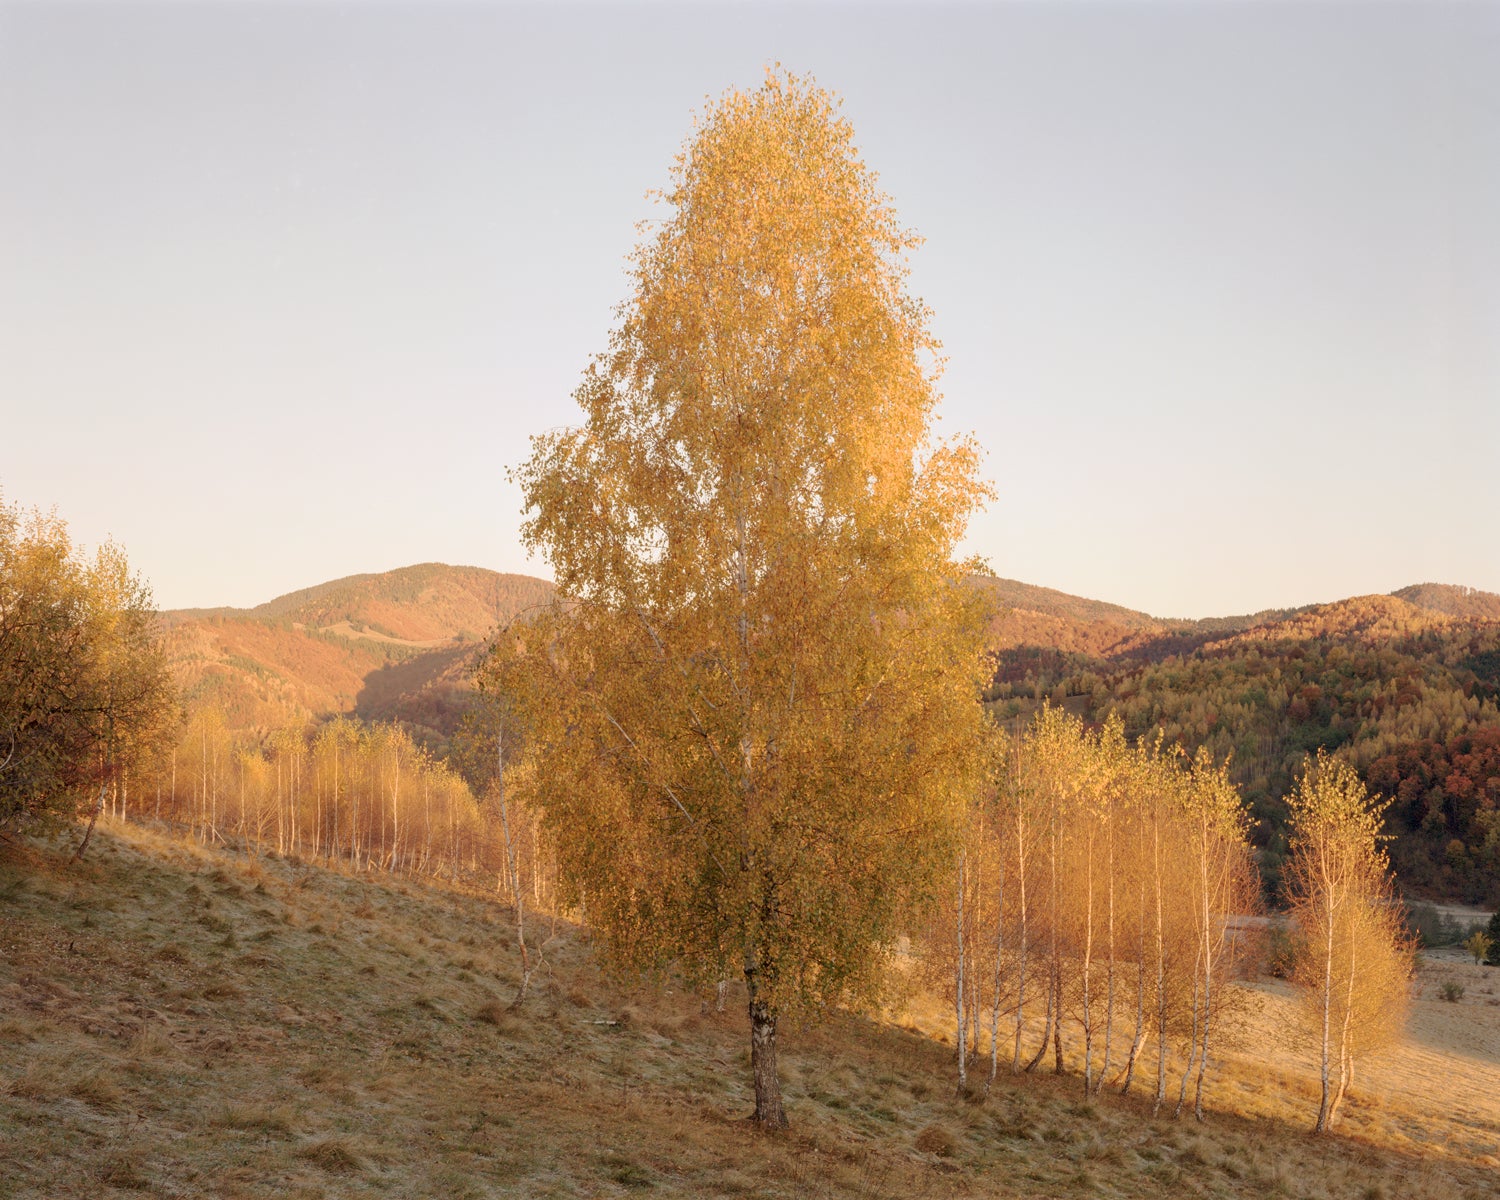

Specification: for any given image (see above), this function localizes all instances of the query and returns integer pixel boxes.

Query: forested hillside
[986,585,1500,904]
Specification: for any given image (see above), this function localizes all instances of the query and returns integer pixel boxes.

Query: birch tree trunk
[1313,845,1338,1134]
[745,943,788,1130]
[1012,796,1030,1074]
[497,729,538,1008]
[1081,820,1095,1095]
[955,849,968,1091]
[1152,810,1169,1117]
[987,848,1006,1091]
[1099,810,1116,1096]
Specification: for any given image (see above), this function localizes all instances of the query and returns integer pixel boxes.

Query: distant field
[2,824,1496,1199]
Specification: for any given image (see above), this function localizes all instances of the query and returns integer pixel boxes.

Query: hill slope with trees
[163,562,1498,904]
[163,564,553,745]
[986,585,1500,904]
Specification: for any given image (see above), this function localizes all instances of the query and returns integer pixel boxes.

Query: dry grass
[892,947,1500,1174]
[2,820,1497,1199]
[913,1122,959,1156]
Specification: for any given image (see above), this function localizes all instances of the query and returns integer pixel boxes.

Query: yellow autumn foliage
[492,72,992,1127]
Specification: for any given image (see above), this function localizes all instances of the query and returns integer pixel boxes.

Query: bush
[1265,921,1296,978]
[1439,980,1465,1003]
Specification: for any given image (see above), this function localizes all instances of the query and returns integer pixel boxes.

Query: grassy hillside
[973,577,1168,631]
[978,578,1309,693]
[168,563,551,640]
[2,824,1496,1199]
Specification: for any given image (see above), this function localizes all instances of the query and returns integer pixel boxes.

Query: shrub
[1439,980,1465,1003]
[1404,902,1477,948]
[1265,921,1296,978]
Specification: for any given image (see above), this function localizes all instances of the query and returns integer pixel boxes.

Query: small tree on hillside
[0,496,176,847]
[1284,752,1413,1133]
[491,73,991,1130]
[455,685,552,1007]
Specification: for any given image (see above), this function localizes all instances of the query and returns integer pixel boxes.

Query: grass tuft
[214,1100,298,1135]
[296,1136,364,1173]
[95,1150,151,1190]
[69,1069,124,1108]
[601,1151,656,1189]
[913,1123,959,1157]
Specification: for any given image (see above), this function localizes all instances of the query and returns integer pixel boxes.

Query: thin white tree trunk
[1314,850,1338,1134]
[1012,797,1030,1073]
[1121,844,1148,1095]
[1100,818,1116,1096]
[1152,811,1168,1117]
[497,728,537,1007]
[1174,938,1203,1118]
[1082,822,1095,1095]
[955,849,968,1091]
[987,846,1006,1090]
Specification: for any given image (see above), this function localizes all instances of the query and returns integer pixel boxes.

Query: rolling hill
[163,564,553,745]
[1392,583,1500,622]
[975,575,1310,681]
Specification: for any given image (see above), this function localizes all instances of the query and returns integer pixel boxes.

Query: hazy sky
[2,1,1495,617]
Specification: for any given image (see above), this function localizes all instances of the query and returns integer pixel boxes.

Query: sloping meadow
[1,823,1493,1199]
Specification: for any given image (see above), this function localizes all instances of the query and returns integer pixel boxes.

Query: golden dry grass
[895,954,1500,1175]
[2,821,1496,1199]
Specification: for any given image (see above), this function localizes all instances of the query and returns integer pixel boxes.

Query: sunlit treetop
[519,70,985,611]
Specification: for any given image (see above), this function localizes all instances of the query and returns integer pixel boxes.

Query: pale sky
[2,1,1495,618]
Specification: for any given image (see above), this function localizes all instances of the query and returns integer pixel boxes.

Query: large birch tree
[495,73,991,1130]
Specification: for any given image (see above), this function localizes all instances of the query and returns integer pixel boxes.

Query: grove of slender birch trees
[930,707,1261,1120]
[129,705,552,908]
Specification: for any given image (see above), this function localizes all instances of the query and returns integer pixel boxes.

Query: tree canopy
[0,495,176,839]
[492,73,992,1129]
